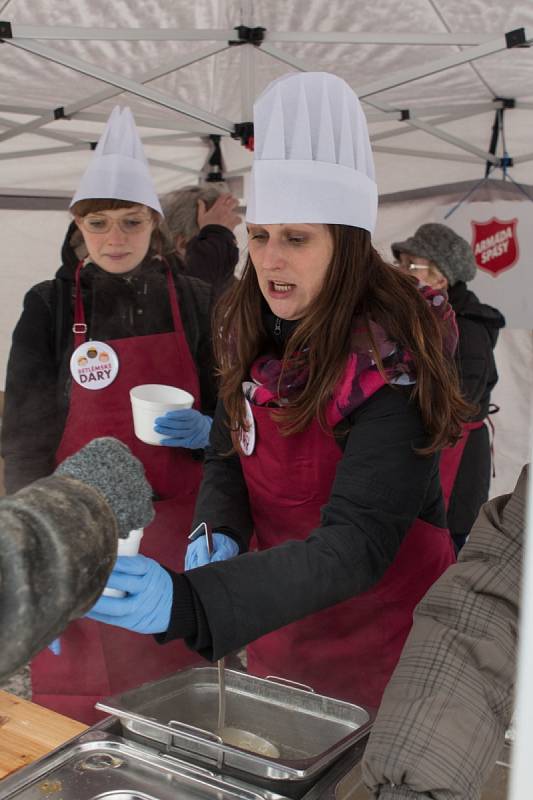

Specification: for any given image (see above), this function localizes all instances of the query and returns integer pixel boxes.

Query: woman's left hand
[154,409,212,449]
[86,555,172,634]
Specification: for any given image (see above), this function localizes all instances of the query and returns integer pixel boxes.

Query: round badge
[70,341,119,390]
[240,398,256,456]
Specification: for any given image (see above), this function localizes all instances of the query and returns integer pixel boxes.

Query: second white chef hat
[246,72,377,233]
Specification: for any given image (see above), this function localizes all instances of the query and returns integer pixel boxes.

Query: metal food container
[0,726,288,800]
[96,666,373,797]
[0,718,370,800]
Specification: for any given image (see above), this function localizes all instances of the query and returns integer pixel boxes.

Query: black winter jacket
[450,282,504,419]
[447,282,506,547]
[156,313,448,662]
[1,224,217,494]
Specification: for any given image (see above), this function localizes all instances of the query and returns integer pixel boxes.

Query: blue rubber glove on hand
[185,532,239,571]
[154,409,212,449]
[86,555,172,634]
[48,638,61,655]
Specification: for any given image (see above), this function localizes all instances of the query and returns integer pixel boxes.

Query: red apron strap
[439,420,486,512]
[72,261,88,347]
[165,261,185,334]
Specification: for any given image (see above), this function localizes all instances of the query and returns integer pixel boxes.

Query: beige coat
[362,466,526,800]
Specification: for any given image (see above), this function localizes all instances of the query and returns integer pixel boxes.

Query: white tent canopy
[1,0,533,199]
[1,0,533,495]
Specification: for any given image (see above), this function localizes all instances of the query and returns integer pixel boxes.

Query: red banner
[471,217,519,276]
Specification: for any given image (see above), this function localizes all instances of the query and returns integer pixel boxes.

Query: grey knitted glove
[55,437,155,537]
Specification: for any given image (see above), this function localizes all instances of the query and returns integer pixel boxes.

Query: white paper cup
[103,528,144,598]
[130,384,194,445]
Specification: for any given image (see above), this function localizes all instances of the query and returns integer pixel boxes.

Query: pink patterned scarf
[244,284,457,427]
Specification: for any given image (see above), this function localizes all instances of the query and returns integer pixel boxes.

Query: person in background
[362,465,524,800]
[86,72,469,711]
[0,438,154,685]
[161,184,240,295]
[392,223,505,551]
[1,106,215,723]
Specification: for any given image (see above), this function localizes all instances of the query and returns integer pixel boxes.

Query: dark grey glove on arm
[55,437,155,536]
[0,437,155,682]
[0,473,118,682]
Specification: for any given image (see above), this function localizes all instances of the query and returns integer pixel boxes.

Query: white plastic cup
[103,528,144,598]
[130,384,194,446]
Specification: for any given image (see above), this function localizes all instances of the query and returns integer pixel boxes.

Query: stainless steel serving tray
[0,726,288,800]
[96,666,372,795]
[0,718,369,800]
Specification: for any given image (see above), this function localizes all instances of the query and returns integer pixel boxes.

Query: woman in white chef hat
[87,73,470,709]
[2,106,216,723]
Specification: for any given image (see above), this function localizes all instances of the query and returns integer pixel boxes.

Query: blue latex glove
[86,555,172,634]
[154,408,212,449]
[48,638,61,655]
[185,532,239,571]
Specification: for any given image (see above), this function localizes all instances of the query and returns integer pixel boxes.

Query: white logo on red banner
[471,217,519,276]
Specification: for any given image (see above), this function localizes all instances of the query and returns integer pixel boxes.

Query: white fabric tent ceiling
[1,0,533,199]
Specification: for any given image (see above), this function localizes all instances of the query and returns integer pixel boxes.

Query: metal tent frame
[0,16,531,192]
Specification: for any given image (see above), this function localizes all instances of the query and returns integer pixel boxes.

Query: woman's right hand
[197,194,241,233]
[86,555,172,634]
[185,533,239,570]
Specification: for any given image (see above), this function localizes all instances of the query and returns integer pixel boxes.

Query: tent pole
[0,143,90,160]
[260,42,500,163]
[372,145,480,163]
[370,105,497,143]
[0,42,232,144]
[7,24,236,42]
[355,30,532,99]
[6,25,496,46]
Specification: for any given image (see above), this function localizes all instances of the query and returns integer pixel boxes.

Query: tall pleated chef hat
[70,106,163,215]
[246,72,377,233]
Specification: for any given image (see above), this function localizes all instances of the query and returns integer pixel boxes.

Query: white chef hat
[246,72,377,233]
[70,106,163,215]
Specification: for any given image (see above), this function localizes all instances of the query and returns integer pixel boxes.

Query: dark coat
[1,224,217,494]
[447,282,505,546]
[167,223,238,296]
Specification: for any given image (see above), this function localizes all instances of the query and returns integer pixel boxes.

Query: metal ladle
[189,524,280,761]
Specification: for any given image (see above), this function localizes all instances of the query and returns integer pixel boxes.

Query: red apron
[241,407,455,710]
[32,264,202,724]
[439,420,486,511]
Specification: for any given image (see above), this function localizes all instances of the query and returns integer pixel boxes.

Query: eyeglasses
[406,263,431,272]
[396,261,433,273]
[78,214,153,235]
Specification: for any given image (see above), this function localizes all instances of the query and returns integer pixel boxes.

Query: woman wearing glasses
[1,107,216,723]
[392,224,505,552]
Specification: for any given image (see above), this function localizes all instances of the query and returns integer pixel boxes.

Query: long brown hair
[214,224,472,454]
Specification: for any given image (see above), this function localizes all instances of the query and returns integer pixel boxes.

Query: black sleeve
[184,225,238,295]
[455,319,495,409]
[191,398,254,552]
[1,287,63,493]
[164,386,440,661]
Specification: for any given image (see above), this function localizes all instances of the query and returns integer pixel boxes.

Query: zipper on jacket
[274,317,282,340]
